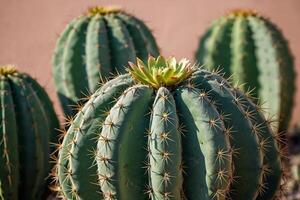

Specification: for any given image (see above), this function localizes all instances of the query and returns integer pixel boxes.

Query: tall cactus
[52,6,160,117]
[55,56,284,200]
[195,9,296,133]
[0,66,59,200]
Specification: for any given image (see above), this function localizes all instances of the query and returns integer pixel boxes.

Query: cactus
[55,56,284,200]
[0,66,59,200]
[195,9,296,133]
[52,6,160,117]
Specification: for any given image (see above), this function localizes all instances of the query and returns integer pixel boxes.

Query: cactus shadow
[174,96,209,199]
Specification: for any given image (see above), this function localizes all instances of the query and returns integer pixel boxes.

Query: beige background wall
[0,0,299,126]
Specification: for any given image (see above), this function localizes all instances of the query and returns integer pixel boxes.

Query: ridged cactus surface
[55,56,284,200]
[0,66,59,200]
[52,6,160,117]
[195,10,296,133]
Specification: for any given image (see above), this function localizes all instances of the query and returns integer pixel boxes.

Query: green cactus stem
[195,9,296,134]
[56,56,284,200]
[52,6,160,117]
[0,65,59,200]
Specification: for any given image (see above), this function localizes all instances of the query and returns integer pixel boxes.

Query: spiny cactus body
[0,66,59,200]
[53,6,159,117]
[56,57,284,200]
[195,10,296,133]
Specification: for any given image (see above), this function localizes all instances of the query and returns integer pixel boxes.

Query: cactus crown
[227,9,258,17]
[0,65,17,76]
[87,6,121,16]
[128,56,196,89]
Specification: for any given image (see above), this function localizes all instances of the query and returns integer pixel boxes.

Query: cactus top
[227,9,259,17]
[0,65,17,76]
[87,6,122,16]
[128,56,196,89]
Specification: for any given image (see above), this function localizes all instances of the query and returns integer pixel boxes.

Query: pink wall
[0,0,299,127]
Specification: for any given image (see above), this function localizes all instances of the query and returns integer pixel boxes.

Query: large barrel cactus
[195,10,296,133]
[55,56,284,200]
[52,6,160,117]
[0,66,59,200]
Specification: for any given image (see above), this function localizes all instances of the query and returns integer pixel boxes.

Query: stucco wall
[0,0,299,127]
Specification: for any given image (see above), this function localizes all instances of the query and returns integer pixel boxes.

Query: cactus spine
[52,6,160,117]
[0,181,3,200]
[0,66,59,200]
[195,10,296,133]
[55,56,284,200]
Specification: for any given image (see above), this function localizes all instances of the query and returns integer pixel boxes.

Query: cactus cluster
[52,6,160,117]
[54,56,284,200]
[0,66,59,200]
[195,9,296,133]
[0,5,294,200]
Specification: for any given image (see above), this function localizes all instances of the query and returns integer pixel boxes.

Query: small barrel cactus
[55,56,284,200]
[0,66,59,200]
[52,6,160,117]
[195,9,296,133]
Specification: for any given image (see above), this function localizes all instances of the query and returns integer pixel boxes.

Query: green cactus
[195,9,296,133]
[0,66,59,200]
[52,6,160,117]
[55,56,284,200]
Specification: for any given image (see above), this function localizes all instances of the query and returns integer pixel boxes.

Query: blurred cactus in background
[0,66,59,200]
[52,6,160,117]
[195,9,296,134]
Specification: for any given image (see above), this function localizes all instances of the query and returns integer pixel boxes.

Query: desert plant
[195,9,296,133]
[0,66,59,200]
[52,6,160,117]
[55,56,284,200]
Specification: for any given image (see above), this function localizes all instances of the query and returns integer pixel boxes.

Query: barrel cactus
[55,56,284,200]
[52,6,160,117]
[195,9,296,133]
[0,66,59,200]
